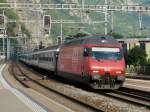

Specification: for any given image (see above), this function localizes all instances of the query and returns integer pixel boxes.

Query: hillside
[0,0,31,52]
[0,0,31,37]
[41,0,150,39]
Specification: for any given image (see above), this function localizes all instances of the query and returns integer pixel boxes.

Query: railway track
[99,88,150,108]
[10,62,104,112]
[11,62,150,112]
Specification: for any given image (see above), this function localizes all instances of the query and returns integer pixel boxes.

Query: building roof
[117,38,150,43]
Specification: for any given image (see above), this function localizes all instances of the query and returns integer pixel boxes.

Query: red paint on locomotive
[57,35,126,89]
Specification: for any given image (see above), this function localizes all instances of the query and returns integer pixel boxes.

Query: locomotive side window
[83,48,92,57]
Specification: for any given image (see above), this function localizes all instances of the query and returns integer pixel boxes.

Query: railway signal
[0,15,4,24]
[43,15,51,35]
[0,15,6,29]
[43,15,51,29]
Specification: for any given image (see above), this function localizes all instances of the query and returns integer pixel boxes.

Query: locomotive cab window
[91,47,123,60]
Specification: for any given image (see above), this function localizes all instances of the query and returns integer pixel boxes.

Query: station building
[117,38,150,60]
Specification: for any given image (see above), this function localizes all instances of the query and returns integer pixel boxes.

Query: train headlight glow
[116,71,122,74]
[116,71,125,74]
[92,70,99,73]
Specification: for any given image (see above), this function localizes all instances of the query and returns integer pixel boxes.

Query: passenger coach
[19,46,59,72]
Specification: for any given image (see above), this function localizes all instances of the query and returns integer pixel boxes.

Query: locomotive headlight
[92,70,99,73]
[116,71,125,74]
[116,71,122,74]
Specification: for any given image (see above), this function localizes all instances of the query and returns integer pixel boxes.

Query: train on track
[19,35,126,89]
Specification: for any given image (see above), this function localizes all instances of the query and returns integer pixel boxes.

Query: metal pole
[81,0,85,22]
[138,12,142,36]
[7,36,10,60]
[2,10,5,56]
[14,0,17,12]
[126,0,128,5]
[110,0,114,32]
[49,15,51,36]
[111,11,114,32]
[105,0,108,35]
[3,30,5,55]
[82,0,85,9]
[60,19,63,43]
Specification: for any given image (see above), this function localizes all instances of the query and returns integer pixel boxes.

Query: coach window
[45,57,47,61]
[42,54,45,61]
[46,52,49,57]
[46,55,48,61]
[40,54,42,60]
[32,55,34,60]
[49,57,51,62]
[50,57,52,62]
[42,54,44,60]
[34,54,37,60]
[37,54,40,60]
[35,54,37,60]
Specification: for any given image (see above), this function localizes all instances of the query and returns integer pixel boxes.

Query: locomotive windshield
[92,47,122,60]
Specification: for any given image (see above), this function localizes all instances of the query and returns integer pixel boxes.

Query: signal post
[0,13,7,59]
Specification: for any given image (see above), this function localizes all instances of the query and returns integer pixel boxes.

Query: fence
[126,65,150,75]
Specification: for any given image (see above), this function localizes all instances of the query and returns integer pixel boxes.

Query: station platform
[0,62,76,112]
[0,88,33,112]
[124,78,150,92]
[0,64,47,112]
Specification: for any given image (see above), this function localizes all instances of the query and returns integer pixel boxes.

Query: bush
[126,46,147,66]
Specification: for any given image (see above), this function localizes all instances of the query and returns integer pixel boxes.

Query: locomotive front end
[89,47,126,89]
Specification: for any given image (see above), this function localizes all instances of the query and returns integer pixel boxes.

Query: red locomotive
[57,35,125,89]
[20,35,126,89]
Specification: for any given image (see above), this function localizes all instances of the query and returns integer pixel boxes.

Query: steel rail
[11,62,103,112]
[98,88,150,109]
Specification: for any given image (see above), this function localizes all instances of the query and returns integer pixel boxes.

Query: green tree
[147,59,150,66]
[126,46,147,66]
[21,23,31,37]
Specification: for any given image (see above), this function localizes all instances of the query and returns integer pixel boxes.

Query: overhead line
[0,3,150,12]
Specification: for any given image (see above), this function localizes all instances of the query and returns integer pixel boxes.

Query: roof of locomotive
[63,35,119,46]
